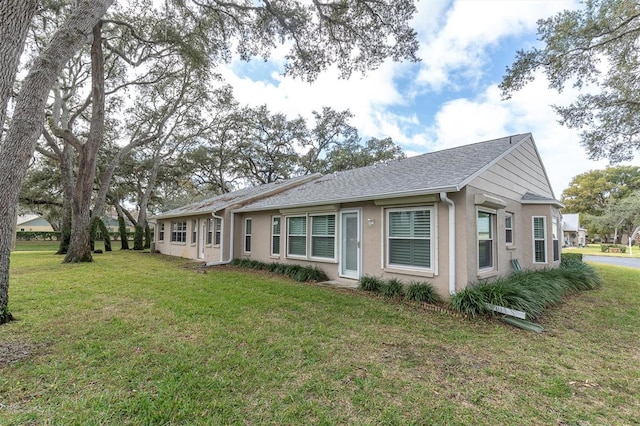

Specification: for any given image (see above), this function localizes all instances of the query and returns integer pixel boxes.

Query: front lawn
[1,251,638,424]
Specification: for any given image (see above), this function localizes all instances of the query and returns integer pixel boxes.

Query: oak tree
[501,0,640,162]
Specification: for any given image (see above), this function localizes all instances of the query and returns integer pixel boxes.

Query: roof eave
[234,185,461,213]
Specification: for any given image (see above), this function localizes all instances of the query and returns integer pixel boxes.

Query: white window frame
[158,222,165,242]
[191,219,197,245]
[477,209,496,271]
[552,217,560,262]
[244,218,252,253]
[170,221,187,243]
[310,213,337,260]
[286,215,307,258]
[505,212,514,246]
[271,216,281,256]
[533,216,547,264]
[206,218,213,245]
[214,218,222,246]
[386,206,434,272]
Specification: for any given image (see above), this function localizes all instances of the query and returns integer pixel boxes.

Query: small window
[191,219,197,244]
[533,216,547,263]
[311,215,336,259]
[505,213,513,245]
[244,218,252,253]
[214,218,222,245]
[287,216,307,257]
[170,221,187,243]
[206,218,213,245]
[271,216,281,256]
[478,211,494,270]
[552,217,560,262]
[159,223,165,242]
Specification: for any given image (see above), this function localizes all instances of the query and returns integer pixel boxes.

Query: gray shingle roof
[151,174,317,219]
[521,192,564,207]
[237,133,532,212]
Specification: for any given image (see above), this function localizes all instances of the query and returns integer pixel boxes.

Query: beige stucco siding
[154,215,223,263]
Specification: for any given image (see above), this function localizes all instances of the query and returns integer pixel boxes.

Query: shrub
[561,252,583,266]
[449,286,487,317]
[600,244,627,253]
[450,265,602,320]
[230,259,327,283]
[381,278,405,298]
[358,275,383,292]
[406,281,441,303]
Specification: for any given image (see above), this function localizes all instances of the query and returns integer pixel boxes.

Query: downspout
[205,211,235,266]
[440,192,456,296]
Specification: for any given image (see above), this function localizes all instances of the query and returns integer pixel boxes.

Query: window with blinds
[287,216,307,257]
[387,208,432,269]
[311,215,336,259]
[533,216,547,263]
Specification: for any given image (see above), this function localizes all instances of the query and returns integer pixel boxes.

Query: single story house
[151,133,563,298]
[562,213,586,247]
[16,214,55,232]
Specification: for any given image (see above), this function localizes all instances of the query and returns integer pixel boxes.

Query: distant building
[562,213,586,247]
[16,214,54,232]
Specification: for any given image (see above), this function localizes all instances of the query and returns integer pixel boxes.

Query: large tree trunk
[57,145,75,254]
[0,1,37,132]
[64,22,107,263]
[0,0,114,323]
[133,154,161,250]
[115,203,130,250]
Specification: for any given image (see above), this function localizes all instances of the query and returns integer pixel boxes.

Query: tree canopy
[500,0,640,162]
[561,165,640,241]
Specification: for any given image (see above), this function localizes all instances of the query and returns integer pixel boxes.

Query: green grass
[1,250,639,425]
[564,243,640,258]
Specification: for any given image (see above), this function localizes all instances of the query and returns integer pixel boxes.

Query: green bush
[450,264,602,319]
[600,244,626,253]
[16,231,61,241]
[450,286,487,317]
[561,252,583,266]
[406,281,441,303]
[230,259,327,283]
[358,275,383,292]
[381,278,405,298]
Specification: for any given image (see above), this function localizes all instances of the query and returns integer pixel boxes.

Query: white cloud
[414,0,580,91]
[216,0,628,197]
[419,75,614,196]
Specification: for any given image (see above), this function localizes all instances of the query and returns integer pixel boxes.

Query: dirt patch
[0,341,44,367]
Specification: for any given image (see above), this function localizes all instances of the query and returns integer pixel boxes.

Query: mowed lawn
[1,249,639,425]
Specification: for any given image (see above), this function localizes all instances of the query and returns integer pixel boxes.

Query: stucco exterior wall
[154,215,223,263]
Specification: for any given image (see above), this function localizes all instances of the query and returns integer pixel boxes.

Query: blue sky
[219,0,630,197]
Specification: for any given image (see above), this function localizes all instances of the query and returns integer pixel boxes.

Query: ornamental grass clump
[406,281,441,303]
[230,259,327,282]
[381,278,405,298]
[449,285,486,317]
[358,275,383,292]
[450,259,602,319]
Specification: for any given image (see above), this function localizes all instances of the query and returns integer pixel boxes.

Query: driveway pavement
[583,255,640,269]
